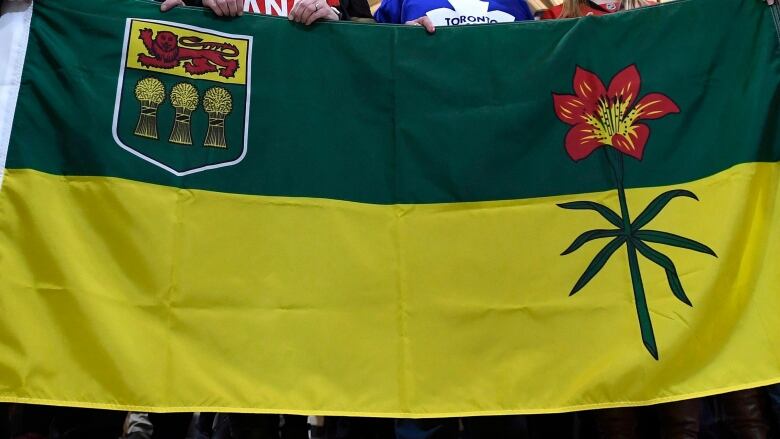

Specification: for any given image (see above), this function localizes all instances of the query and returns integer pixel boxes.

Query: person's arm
[517,0,534,21]
[373,0,402,24]
[159,0,244,16]
[288,0,340,25]
[287,0,375,26]
[374,0,435,33]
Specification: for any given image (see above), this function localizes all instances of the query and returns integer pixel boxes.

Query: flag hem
[0,376,778,417]
[0,0,32,189]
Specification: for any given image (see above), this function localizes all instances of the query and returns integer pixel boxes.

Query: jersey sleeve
[373,0,404,23]
[516,0,534,21]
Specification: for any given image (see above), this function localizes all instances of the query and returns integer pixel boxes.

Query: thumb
[160,0,185,12]
[419,16,435,34]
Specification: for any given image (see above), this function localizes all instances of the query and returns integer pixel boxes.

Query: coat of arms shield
[113,18,252,176]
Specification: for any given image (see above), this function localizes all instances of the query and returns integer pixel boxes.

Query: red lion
[137,28,240,79]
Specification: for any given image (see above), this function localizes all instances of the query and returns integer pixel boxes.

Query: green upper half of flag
[7,0,780,204]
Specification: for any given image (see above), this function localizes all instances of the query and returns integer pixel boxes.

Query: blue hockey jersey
[374,0,533,26]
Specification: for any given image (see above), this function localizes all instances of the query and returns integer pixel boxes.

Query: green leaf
[558,201,623,228]
[634,230,717,257]
[631,190,698,231]
[632,238,692,306]
[569,236,626,296]
[562,229,622,256]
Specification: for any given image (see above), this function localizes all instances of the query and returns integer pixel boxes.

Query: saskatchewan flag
[0,0,779,417]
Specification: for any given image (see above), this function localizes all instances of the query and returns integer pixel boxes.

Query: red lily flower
[553,65,680,161]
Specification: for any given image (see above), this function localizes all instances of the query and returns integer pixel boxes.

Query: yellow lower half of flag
[0,164,778,416]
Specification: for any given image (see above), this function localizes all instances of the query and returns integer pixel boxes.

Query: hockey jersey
[374,0,533,26]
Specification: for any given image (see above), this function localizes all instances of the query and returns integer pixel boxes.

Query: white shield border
[112,18,252,176]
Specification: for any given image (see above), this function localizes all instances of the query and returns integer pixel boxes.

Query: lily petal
[634,93,680,120]
[573,67,607,109]
[611,124,650,160]
[565,123,605,161]
[607,64,641,110]
[553,94,588,125]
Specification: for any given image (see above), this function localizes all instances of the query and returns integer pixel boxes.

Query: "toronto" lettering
[444,16,499,25]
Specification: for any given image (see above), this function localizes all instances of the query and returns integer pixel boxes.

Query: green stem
[606,150,659,360]
[625,238,658,360]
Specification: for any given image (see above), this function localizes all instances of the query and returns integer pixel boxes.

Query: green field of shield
[116,67,247,174]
